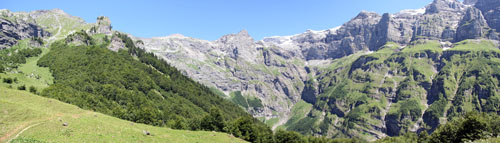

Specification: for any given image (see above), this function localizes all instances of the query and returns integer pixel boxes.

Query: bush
[17,85,26,90]
[3,77,13,84]
[228,116,273,143]
[200,107,226,132]
[274,130,304,143]
[29,86,37,94]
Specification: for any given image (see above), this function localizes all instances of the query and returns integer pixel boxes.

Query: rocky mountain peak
[353,11,380,20]
[425,0,465,14]
[50,8,67,15]
[394,8,426,17]
[215,30,256,60]
[89,16,112,35]
[216,29,254,44]
[28,8,72,20]
[166,33,187,38]
[464,0,479,5]
[236,29,250,37]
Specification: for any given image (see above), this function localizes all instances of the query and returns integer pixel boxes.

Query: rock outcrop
[90,16,112,35]
[475,0,500,34]
[214,30,257,62]
[455,7,490,42]
[425,0,464,14]
[1,8,92,49]
[464,0,478,5]
[108,32,126,52]
[65,30,92,46]
[369,13,408,51]
[0,17,50,49]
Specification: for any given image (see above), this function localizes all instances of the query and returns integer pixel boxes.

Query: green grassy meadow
[0,86,246,143]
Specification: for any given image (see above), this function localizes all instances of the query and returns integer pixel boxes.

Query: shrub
[17,85,26,90]
[200,107,226,132]
[274,130,305,143]
[29,86,37,94]
[3,77,13,84]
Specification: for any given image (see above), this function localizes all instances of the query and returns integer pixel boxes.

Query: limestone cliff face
[455,7,490,42]
[476,0,500,32]
[1,8,93,49]
[0,11,50,49]
[137,31,309,122]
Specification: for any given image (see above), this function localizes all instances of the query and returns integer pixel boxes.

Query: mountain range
[1,0,500,142]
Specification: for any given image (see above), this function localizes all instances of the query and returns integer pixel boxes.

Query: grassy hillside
[0,86,247,143]
[0,40,53,91]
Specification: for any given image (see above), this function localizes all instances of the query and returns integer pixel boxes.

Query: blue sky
[3,0,435,40]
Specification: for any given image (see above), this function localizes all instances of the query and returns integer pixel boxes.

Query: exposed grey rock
[475,0,500,32]
[214,30,257,62]
[413,12,463,41]
[0,17,50,49]
[425,0,464,14]
[334,11,381,53]
[138,32,309,122]
[369,13,409,51]
[442,27,456,41]
[108,32,126,52]
[455,7,490,42]
[89,16,112,35]
[301,80,318,104]
[464,0,478,5]
[65,31,92,46]
[143,130,150,135]
[407,0,466,42]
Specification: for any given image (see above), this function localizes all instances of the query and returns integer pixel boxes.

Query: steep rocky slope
[0,10,50,49]
[136,31,310,125]
[1,8,95,45]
